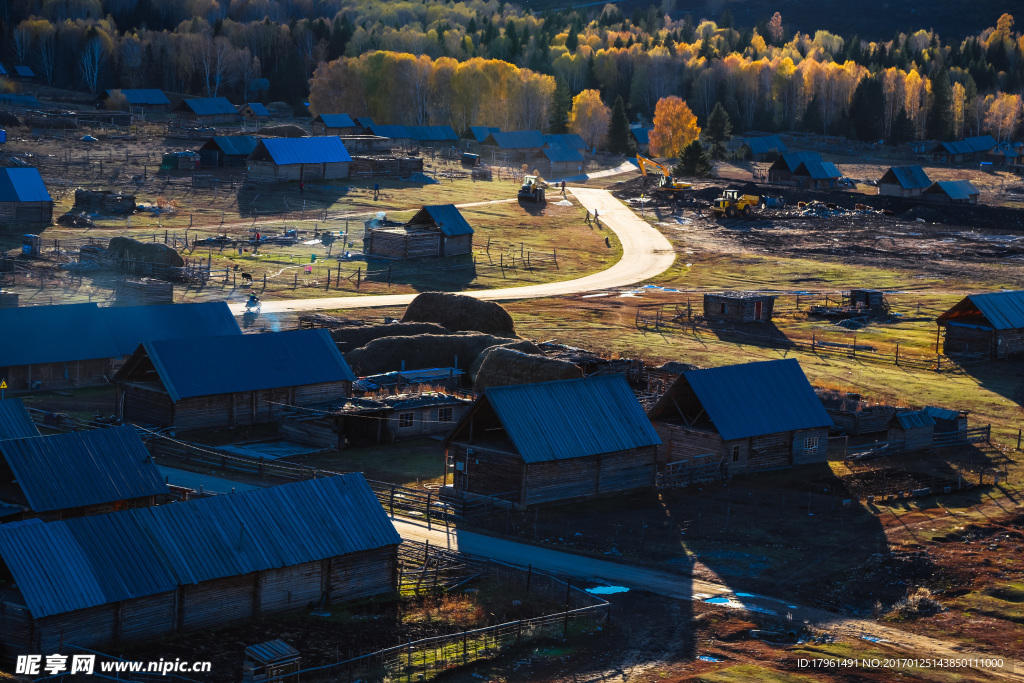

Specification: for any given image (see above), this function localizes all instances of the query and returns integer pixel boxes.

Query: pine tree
[675,140,713,177]
[608,96,632,155]
[926,67,953,140]
[890,107,914,144]
[849,77,885,141]
[549,79,572,134]
[705,102,733,159]
[565,30,579,53]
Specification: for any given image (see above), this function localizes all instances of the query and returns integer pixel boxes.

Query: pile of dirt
[258,124,308,138]
[900,205,945,223]
[690,186,725,201]
[345,333,521,375]
[107,236,184,267]
[401,292,517,337]
[610,175,651,197]
[468,340,544,379]
[330,322,449,352]
[474,347,582,391]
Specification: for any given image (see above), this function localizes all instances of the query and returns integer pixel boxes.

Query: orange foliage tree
[568,89,611,148]
[648,96,701,158]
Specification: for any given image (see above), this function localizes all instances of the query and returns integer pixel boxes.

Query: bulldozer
[712,189,761,217]
[518,175,548,203]
[636,154,692,192]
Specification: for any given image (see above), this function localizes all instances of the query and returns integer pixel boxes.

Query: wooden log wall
[791,427,830,465]
[0,602,32,657]
[652,422,724,464]
[366,229,440,260]
[451,444,523,501]
[596,447,657,494]
[5,359,111,391]
[748,433,792,471]
[442,234,473,256]
[329,547,398,602]
[350,157,423,176]
[120,384,175,426]
[943,326,994,357]
[995,330,1024,359]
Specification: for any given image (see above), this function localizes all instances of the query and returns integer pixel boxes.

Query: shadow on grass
[362,254,477,292]
[236,181,351,218]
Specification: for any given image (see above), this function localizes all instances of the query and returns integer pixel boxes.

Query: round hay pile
[108,236,184,267]
[0,111,19,126]
[258,124,308,138]
[330,322,449,352]
[345,333,521,376]
[474,347,582,391]
[469,340,543,380]
[401,292,517,337]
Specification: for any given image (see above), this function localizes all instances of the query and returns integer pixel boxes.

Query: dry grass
[403,593,486,629]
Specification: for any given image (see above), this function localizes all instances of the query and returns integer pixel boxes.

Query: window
[398,412,415,428]
[438,407,454,423]
[803,437,819,456]
[720,303,728,314]
[732,445,740,462]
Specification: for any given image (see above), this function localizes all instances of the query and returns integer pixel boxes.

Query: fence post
[895,341,900,366]
[426,492,432,530]
[390,486,396,518]
[563,579,571,635]
[1017,429,1021,451]
[526,564,532,593]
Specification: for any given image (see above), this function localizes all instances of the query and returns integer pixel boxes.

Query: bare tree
[209,36,234,97]
[13,24,32,65]
[79,39,104,96]
[36,30,56,85]
[120,35,143,88]
[237,49,261,102]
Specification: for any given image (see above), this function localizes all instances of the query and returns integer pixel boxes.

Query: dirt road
[231,187,675,314]
[394,518,1023,680]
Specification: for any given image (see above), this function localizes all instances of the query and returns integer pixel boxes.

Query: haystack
[330,322,449,352]
[345,333,521,376]
[474,348,582,391]
[469,340,544,380]
[258,124,308,138]
[108,236,184,267]
[401,292,517,337]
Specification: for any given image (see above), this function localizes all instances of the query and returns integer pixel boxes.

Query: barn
[767,152,835,185]
[442,375,661,508]
[237,102,270,121]
[888,410,935,452]
[703,292,775,323]
[365,124,412,146]
[923,179,979,204]
[107,89,170,111]
[532,147,584,176]
[198,135,258,167]
[173,97,242,124]
[0,426,169,522]
[114,328,355,431]
[543,134,587,153]
[0,474,400,656]
[311,113,361,136]
[467,126,502,150]
[648,358,832,474]
[630,126,652,153]
[931,135,996,163]
[937,290,1024,359]
[407,125,459,147]
[877,165,931,197]
[0,167,53,224]
[481,130,545,160]
[790,158,842,189]
[732,134,787,161]
[364,204,473,260]
[247,137,352,183]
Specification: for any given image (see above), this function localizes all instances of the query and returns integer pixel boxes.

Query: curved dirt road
[230,188,675,315]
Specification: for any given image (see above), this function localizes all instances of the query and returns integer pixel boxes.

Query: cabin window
[438,407,454,422]
[720,304,728,314]
[803,437,819,455]
[398,412,415,428]
[732,445,740,462]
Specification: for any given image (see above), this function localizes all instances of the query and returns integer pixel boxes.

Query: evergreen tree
[565,30,579,53]
[608,96,632,155]
[801,95,823,133]
[549,79,572,133]
[705,102,733,159]
[848,77,885,141]
[926,67,953,140]
[890,107,914,144]
[675,140,713,177]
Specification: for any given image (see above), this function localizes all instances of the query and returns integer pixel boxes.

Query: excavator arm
[636,154,669,179]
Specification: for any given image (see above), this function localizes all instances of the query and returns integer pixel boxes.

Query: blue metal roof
[742,135,786,155]
[366,124,411,139]
[0,399,39,440]
[923,405,959,422]
[201,135,258,157]
[0,93,41,107]
[0,426,168,512]
[108,89,170,106]
[928,180,978,200]
[409,204,474,236]
[654,358,832,441]
[539,147,584,163]
[461,375,661,464]
[794,159,841,179]
[407,125,458,142]
[470,126,501,142]
[99,302,241,357]
[0,303,118,366]
[136,329,355,401]
[0,474,399,618]
[484,130,545,149]
[0,63,6,76]
[0,167,52,202]
[13,66,34,78]
[895,410,934,430]
[631,127,652,145]
[543,133,586,150]
[180,97,239,116]
[355,116,375,127]
[774,151,825,172]
[315,113,357,128]
[940,290,1024,330]
[255,137,353,165]
[243,102,270,117]
[881,165,931,189]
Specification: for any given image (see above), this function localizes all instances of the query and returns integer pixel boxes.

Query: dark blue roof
[255,137,352,165]
[180,97,239,116]
[454,375,661,463]
[539,147,584,163]
[927,180,978,200]
[895,410,935,429]
[543,133,586,149]
[137,329,355,401]
[0,303,118,366]
[939,135,996,155]
[774,151,825,172]
[366,124,411,139]
[923,405,959,422]
[0,93,41,108]
[0,426,167,512]
[470,126,501,142]
[631,127,652,144]
[939,290,1024,330]
[201,135,258,157]
[793,159,841,179]
[742,135,787,155]
[0,399,39,440]
[0,167,52,202]
[0,63,6,76]
[0,474,399,618]
[407,125,458,142]
[13,66,34,78]
[881,165,931,189]
[108,89,169,106]
[355,116,375,127]
[243,102,270,117]
[315,113,357,128]
[409,204,474,236]
[99,302,241,357]
[654,358,832,440]
[484,130,545,149]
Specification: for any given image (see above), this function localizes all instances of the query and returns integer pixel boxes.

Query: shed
[543,133,587,151]
[311,113,361,136]
[0,474,400,655]
[767,151,832,184]
[11,66,34,79]
[406,125,459,146]
[532,147,584,175]
[108,89,170,110]
[365,125,412,146]
[0,426,169,521]
[937,290,1024,359]
[199,135,258,167]
[735,134,787,161]
[888,410,935,452]
[648,358,832,473]
[114,329,355,430]
[630,126,652,152]
[923,405,968,441]
[481,130,545,159]
[0,94,41,108]
[791,158,842,189]
[923,180,979,204]
[443,375,660,507]
[238,103,270,120]
[932,135,996,163]
[0,167,53,224]
[247,137,352,183]
[878,165,931,197]
[364,204,473,260]
[0,400,39,441]
[703,292,775,323]
[243,640,301,683]
[174,97,242,124]
[468,126,502,144]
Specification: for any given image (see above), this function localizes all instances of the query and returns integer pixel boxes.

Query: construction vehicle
[712,189,761,217]
[518,175,548,203]
[636,154,692,192]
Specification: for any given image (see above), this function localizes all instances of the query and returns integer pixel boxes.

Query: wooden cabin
[0,474,400,656]
[199,136,258,167]
[0,167,53,224]
[767,152,833,184]
[923,405,968,442]
[114,329,355,431]
[931,135,996,163]
[703,292,775,323]
[532,147,584,176]
[937,290,1024,359]
[237,102,270,122]
[107,89,171,112]
[173,97,242,124]
[731,134,787,161]
[648,359,833,474]
[247,137,352,183]
[481,130,545,161]
[442,375,661,508]
[923,180,979,204]
[356,367,465,395]
[0,426,169,522]
[791,158,842,189]
[888,410,935,452]
[311,113,362,136]
[878,165,931,197]
[364,205,473,260]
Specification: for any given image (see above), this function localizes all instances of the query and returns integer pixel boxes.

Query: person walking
[373,182,380,200]
[560,180,567,197]
[299,181,305,195]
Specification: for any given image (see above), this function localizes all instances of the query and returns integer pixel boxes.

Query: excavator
[636,154,692,193]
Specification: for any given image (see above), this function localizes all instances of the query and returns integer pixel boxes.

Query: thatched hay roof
[401,292,517,337]
[474,347,583,392]
[330,322,448,353]
[345,333,519,376]
[469,340,543,380]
